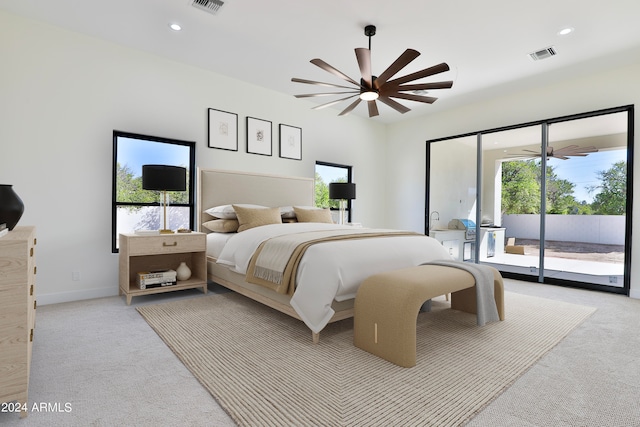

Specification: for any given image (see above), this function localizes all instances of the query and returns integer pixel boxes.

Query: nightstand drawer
[127,234,205,255]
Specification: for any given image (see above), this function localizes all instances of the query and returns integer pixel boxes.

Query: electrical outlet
[72,271,81,281]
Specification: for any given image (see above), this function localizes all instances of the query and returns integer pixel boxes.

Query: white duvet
[216,223,452,333]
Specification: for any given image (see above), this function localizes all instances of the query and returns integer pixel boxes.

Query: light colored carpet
[137,291,596,427]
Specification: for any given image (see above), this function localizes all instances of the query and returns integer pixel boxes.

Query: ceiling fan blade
[291,77,358,90]
[522,149,541,154]
[310,58,362,88]
[388,92,438,104]
[311,94,358,110]
[355,48,373,88]
[374,49,420,89]
[553,155,570,160]
[294,91,359,98]
[367,100,379,117]
[553,145,598,156]
[338,98,363,116]
[377,96,410,114]
[387,81,454,92]
[385,62,450,87]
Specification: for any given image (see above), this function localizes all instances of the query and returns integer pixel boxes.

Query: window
[112,131,196,252]
[315,161,353,223]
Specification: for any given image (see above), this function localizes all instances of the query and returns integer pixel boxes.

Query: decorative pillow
[205,204,266,219]
[202,219,239,233]
[293,206,333,223]
[233,205,282,232]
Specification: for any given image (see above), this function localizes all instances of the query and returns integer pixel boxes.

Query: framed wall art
[208,108,238,151]
[279,124,302,160]
[246,117,272,156]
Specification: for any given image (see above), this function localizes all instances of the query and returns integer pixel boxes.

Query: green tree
[314,172,342,209]
[545,167,576,214]
[589,161,626,215]
[501,160,541,214]
[116,162,189,208]
[315,172,330,208]
[502,160,582,214]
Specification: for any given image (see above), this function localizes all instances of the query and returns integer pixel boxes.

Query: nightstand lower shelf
[119,279,207,305]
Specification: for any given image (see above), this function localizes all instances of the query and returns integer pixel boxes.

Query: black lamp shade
[142,165,187,191]
[329,182,356,200]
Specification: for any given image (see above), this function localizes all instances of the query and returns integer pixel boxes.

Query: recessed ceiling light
[169,23,182,31]
[558,27,574,36]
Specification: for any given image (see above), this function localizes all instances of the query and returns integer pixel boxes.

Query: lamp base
[159,229,174,234]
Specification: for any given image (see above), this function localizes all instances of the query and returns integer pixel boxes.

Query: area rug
[137,291,596,427]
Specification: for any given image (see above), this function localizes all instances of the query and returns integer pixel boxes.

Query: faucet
[429,211,440,230]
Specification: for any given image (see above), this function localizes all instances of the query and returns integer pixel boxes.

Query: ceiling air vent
[191,0,225,15]
[529,46,557,61]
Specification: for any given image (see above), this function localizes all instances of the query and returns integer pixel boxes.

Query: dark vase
[0,185,24,231]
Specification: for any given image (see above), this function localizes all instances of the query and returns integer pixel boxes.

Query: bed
[197,168,452,342]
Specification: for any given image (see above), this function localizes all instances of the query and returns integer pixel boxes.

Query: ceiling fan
[512,145,599,160]
[291,25,453,117]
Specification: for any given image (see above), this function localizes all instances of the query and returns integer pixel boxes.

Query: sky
[117,137,190,176]
[549,149,627,203]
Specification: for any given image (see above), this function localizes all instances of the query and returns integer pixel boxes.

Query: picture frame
[279,124,302,160]
[246,117,272,156]
[208,108,238,151]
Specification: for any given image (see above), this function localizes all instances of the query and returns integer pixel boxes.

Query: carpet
[137,291,596,427]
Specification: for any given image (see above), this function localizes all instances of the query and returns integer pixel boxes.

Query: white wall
[502,215,626,245]
[386,59,640,298]
[0,11,387,304]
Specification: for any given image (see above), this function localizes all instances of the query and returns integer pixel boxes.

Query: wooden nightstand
[118,232,207,305]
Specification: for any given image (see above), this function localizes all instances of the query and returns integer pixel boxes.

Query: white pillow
[205,204,266,219]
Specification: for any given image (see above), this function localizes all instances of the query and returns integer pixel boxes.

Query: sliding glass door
[426,106,633,295]
[542,113,628,287]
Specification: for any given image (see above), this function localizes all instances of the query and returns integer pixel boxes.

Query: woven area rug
[137,291,595,427]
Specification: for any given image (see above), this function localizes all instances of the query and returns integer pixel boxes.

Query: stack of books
[136,269,177,289]
[0,223,7,238]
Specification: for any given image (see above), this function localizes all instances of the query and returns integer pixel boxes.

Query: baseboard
[37,286,119,306]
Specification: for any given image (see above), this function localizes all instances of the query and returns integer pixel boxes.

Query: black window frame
[315,161,354,222]
[111,130,196,253]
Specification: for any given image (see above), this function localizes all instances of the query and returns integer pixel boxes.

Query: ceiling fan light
[360,91,379,101]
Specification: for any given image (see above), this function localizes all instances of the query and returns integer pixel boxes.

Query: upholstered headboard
[197,168,315,232]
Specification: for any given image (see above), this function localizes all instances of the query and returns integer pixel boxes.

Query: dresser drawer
[126,234,205,255]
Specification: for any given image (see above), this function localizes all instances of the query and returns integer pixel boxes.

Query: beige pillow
[293,207,333,223]
[202,219,239,233]
[233,205,282,232]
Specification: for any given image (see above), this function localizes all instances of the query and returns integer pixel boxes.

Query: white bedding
[206,232,235,259]
[216,223,452,333]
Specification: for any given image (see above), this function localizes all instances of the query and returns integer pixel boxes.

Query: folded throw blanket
[421,260,500,326]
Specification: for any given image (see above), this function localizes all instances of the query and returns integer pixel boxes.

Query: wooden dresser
[0,226,36,418]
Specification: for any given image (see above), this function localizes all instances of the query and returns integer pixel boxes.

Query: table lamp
[142,165,186,234]
[329,182,356,225]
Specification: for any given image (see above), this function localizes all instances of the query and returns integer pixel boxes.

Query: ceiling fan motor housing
[364,25,376,37]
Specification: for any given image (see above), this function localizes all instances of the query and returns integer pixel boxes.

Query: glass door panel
[543,113,628,287]
[479,125,542,278]
[427,135,477,262]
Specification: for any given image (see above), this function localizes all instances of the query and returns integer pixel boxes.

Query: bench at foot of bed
[353,264,505,368]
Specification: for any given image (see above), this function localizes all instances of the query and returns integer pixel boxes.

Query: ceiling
[2,0,640,124]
